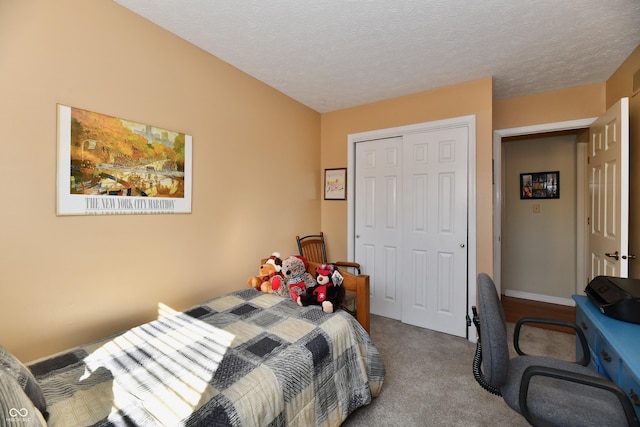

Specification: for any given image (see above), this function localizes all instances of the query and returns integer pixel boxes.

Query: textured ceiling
[113,0,640,113]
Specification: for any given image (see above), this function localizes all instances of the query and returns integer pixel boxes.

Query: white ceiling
[114,0,640,113]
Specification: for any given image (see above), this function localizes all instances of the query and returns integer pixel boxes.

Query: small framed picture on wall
[520,171,559,199]
[324,168,347,200]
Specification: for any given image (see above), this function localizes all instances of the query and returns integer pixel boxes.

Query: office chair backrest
[477,273,510,388]
[296,232,328,264]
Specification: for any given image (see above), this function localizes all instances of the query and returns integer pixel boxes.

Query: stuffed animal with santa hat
[297,263,345,313]
[247,252,284,293]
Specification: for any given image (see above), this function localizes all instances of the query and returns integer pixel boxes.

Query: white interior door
[354,137,403,320]
[401,129,468,336]
[589,97,629,279]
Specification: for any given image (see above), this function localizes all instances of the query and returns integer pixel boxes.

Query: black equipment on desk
[585,275,640,324]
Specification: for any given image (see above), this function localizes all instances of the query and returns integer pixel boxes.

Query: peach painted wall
[320,78,494,276]
[606,44,640,109]
[0,0,320,361]
[493,83,606,130]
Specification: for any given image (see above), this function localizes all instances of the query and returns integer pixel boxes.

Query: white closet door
[354,125,469,337]
[401,129,468,337]
[355,137,403,320]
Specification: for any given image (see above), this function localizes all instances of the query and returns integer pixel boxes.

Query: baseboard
[503,289,575,307]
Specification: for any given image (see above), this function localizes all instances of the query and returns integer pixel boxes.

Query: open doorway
[502,131,584,305]
[493,118,596,313]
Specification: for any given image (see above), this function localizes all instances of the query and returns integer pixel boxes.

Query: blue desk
[573,295,640,418]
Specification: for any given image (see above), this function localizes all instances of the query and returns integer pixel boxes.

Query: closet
[350,116,474,337]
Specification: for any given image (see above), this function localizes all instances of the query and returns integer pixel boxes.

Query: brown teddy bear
[247,252,284,293]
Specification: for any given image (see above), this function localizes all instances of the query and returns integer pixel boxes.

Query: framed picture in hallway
[56,104,192,215]
[520,171,559,199]
[324,168,347,200]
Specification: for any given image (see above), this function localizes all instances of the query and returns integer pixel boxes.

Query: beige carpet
[342,315,576,426]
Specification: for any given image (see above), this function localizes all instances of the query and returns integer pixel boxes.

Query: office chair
[296,232,361,313]
[471,273,639,427]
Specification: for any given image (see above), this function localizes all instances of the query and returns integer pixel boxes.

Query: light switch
[532,204,540,213]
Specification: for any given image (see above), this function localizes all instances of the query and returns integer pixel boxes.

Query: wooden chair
[296,232,362,314]
[296,232,361,273]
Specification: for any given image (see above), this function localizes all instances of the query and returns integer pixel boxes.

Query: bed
[0,262,384,426]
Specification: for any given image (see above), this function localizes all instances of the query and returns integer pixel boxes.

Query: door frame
[493,118,597,297]
[347,115,476,340]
